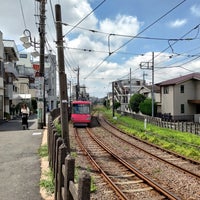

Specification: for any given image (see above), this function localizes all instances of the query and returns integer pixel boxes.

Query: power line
[19,0,27,28]
[63,0,106,37]
[153,23,200,61]
[111,0,187,55]
[84,0,187,79]
[62,21,195,42]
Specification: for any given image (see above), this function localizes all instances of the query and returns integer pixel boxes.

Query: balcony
[3,40,19,61]
[4,62,18,78]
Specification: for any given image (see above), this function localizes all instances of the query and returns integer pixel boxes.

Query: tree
[139,98,157,116]
[113,101,121,110]
[129,94,145,113]
[103,99,110,109]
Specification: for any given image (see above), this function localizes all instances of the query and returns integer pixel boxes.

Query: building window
[181,104,185,113]
[163,86,169,94]
[20,54,27,58]
[180,85,184,93]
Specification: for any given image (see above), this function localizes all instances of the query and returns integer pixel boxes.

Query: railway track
[93,116,200,199]
[98,116,200,178]
[74,127,180,200]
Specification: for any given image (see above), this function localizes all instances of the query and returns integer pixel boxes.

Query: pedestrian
[21,104,30,129]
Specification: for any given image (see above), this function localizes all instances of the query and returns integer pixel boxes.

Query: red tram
[71,100,92,127]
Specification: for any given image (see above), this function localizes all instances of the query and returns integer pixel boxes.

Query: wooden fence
[119,111,200,135]
[48,109,91,200]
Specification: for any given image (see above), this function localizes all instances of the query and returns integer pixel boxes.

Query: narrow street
[0,115,43,200]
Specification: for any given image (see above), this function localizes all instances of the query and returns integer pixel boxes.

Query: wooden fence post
[53,131,59,173]
[54,137,63,200]
[49,126,56,167]
[64,155,75,200]
[57,143,68,200]
[78,171,91,200]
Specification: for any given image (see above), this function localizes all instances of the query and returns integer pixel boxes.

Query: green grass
[40,170,54,194]
[38,144,48,157]
[97,107,200,161]
[38,144,54,195]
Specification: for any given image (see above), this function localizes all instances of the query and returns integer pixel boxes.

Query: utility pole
[55,4,70,152]
[129,68,132,96]
[112,81,115,118]
[75,66,80,100]
[152,52,155,117]
[37,0,46,129]
[140,52,155,117]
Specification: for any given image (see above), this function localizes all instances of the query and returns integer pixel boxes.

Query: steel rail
[99,117,200,181]
[86,127,180,200]
[74,128,130,200]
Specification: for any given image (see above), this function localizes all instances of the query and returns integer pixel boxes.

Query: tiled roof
[157,73,200,86]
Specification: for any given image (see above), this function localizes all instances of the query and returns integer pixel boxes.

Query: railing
[48,109,91,200]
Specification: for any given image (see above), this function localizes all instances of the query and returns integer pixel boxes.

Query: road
[0,115,44,200]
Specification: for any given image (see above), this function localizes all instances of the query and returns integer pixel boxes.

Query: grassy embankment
[97,107,200,161]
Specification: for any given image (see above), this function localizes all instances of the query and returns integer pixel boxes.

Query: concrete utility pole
[140,52,155,117]
[129,68,132,96]
[55,4,70,152]
[75,66,80,100]
[112,81,115,118]
[37,0,46,129]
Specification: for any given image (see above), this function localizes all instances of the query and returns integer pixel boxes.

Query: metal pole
[152,52,154,117]
[55,4,70,152]
[37,0,46,129]
[130,68,132,96]
[112,82,115,117]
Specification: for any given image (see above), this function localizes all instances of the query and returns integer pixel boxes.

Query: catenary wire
[63,0,107,37]
[19,0,27,28]
[84,0,187,79]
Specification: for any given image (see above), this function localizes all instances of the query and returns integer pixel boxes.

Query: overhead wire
[59,0,107,84]
[150,24,200,71]
[84,0,187,79]
[19,0,27,29]
[154,23,200,60]
[63,0,107,37]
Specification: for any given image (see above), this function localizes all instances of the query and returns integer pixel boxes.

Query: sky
[1,0,200,98]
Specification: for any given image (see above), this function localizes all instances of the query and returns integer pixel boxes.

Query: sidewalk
[0,115,44,200]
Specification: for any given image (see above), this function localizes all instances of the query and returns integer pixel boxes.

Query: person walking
[21,104,30,129]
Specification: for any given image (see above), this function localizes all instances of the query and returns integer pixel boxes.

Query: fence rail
[48,109,91,200]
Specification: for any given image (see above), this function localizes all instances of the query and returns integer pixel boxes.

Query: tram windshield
[72,104,90,114]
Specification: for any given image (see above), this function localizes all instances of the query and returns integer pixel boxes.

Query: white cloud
[1,0,200,98]
[60,0,98,35]
[169,19,187,28]
[99,14,140,35]
[64,13,143,97]
[190,4,200,17]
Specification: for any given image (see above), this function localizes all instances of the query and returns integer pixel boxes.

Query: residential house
[3,39,19,118]
[16,52,57,112]
[157,73,200,121]
[13,53,35,107]
[137,84,161,113]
